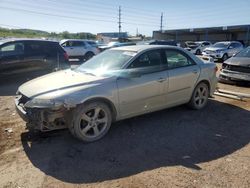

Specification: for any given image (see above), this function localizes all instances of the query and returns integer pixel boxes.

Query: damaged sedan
[219,46,250,83]
[15,45,217,142]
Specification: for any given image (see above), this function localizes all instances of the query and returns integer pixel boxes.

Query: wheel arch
[81,97,117,122]
[195,79,211,94]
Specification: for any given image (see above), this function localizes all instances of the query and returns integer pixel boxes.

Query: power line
[0,6,159,28]
[8,0,161,24]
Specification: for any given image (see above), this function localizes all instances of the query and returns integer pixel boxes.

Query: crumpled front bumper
[219,69,250,82]
[15,95,67,131]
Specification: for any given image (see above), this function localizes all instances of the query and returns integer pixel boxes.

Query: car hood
[225,57,250,66]
[18,69,109,98]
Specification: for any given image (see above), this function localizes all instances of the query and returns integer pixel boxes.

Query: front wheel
[222,54,228,62]
[196,49,201,55]
[188,82,209,110]
[67,102,112,142]
[84,52,95,62]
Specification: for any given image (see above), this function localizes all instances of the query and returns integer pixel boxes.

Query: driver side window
[128,50,162,68]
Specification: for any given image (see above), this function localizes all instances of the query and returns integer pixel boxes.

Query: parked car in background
[185,41,212,55]
[60,39,99,62]
[98,41,136,52]
[15,45,217,142]
[219,46,250,83]
[85,40,98,48]
[0,39,69,77]
[202,41,243,61]
[138,40,177,46]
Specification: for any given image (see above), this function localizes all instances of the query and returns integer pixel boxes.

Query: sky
[1,0,250,36]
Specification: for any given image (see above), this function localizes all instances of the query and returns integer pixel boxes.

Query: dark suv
[0,39,70,77]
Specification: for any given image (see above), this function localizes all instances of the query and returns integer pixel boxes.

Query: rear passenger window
[61,41,85,47]
[0,42,24,56]
[128,50,162,68]
[27,43,43,55]
[165,50,195,69]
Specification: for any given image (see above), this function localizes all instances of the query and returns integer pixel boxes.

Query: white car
[60,39,99,62]
[185,41,212,55]
[202,41,244,61]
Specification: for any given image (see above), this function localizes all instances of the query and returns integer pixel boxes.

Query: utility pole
[118,6,121,39]
[160,12,163,32]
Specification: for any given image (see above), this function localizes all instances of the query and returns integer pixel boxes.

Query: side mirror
[228,46,233,49]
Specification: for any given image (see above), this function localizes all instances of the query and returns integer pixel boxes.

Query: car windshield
[76,49,137,75]
[213,42,229,48]
[235,47,250,58]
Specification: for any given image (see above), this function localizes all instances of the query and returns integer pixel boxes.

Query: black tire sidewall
[222,54,228,62]
[196,49,201,55]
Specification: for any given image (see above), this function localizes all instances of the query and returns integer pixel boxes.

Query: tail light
[63,52,69,61]
[215,65,218,72]
[97,47,101,53]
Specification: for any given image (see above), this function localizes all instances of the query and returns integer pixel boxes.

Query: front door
[117,50,168,118]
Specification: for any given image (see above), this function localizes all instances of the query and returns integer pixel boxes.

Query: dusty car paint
[15,45,217,132]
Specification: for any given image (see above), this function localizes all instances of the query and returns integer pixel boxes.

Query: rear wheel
[188,82,209,110]
[67,102,112,142]
[83,52,95,62]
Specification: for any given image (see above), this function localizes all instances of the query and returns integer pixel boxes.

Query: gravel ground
[0,66,250,188]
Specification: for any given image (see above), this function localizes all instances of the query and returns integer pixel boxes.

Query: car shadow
[21,99,250,183]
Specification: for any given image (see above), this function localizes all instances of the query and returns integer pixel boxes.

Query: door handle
[192,70,198,74]
[157,78,166,82]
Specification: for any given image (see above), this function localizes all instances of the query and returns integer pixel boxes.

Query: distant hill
[0,27,96,40]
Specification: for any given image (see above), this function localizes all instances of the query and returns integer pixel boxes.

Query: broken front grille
[19,94,29,104]
[222,63,250,74]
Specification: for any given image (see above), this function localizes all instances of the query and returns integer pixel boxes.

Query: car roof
[0,38,58,44]
[111,45,181,52]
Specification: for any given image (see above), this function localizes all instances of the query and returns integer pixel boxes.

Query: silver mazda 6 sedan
[15,45,217,142]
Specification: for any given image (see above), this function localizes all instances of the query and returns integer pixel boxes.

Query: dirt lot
[0,66,250,188]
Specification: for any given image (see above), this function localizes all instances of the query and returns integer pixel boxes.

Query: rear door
[0,41,26,75]
[165,49,200,105]
[24,41,50,72]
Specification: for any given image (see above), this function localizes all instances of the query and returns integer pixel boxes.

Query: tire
[196,49,201,55]
[222,54,228,62]
[188,82,209,110]
[83,52,94,62]
[67,102,112,142]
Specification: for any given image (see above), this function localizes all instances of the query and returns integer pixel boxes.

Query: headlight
[24,98,63,109]
[216,50,225,53]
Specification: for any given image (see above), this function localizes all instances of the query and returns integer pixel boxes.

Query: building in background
[97,32,128,43]
[153,24,250,47]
